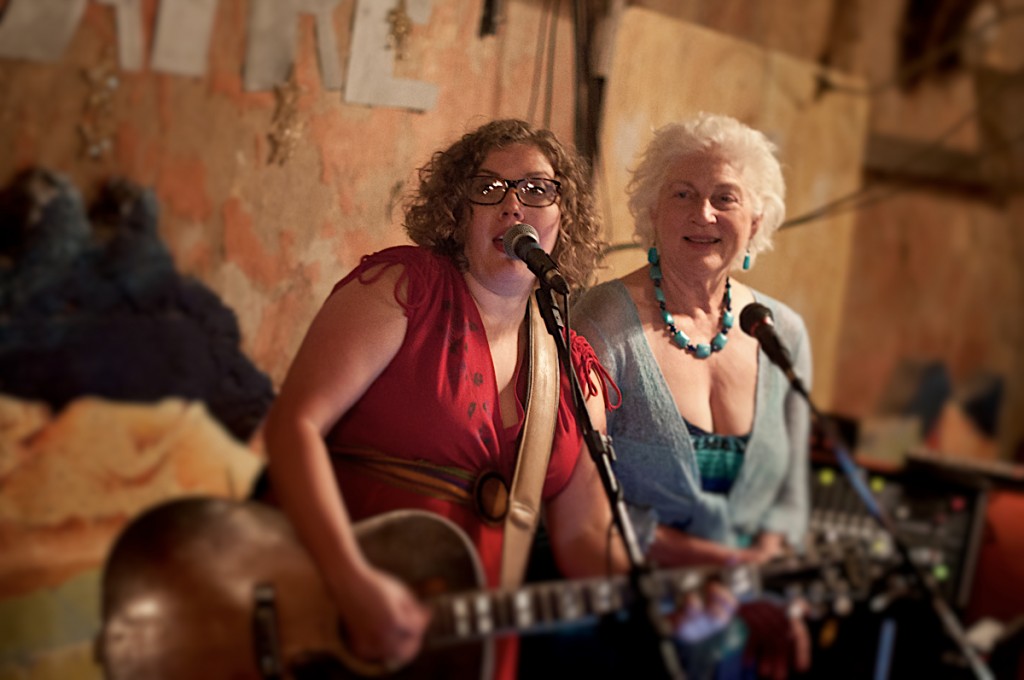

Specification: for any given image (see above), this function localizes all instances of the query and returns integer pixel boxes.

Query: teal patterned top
[687,420,749,495]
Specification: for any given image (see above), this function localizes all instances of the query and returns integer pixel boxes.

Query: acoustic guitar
[95,496,861,679]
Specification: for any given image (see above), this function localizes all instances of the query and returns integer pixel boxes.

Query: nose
[697,198,717,224]
[500,188,525,218]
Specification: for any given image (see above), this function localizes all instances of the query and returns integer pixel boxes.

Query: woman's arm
[543,379,632,577]
[261,265,429,666]
[648,524,765,567]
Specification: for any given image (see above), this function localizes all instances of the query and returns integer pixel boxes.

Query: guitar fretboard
[424,564,759,646]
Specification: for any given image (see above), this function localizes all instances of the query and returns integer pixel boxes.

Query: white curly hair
[626,112,786,270]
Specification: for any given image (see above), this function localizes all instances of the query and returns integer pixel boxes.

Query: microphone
[739,302,807,397]
[502,223,569,294]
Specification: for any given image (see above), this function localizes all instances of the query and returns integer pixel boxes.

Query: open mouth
[684,236,721,244]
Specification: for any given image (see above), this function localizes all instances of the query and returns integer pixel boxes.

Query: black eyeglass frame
[465,176,562,207]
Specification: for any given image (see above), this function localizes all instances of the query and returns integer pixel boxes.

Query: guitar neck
[423,563,760,646]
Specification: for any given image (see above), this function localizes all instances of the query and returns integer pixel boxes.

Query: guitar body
[97,497,490,680]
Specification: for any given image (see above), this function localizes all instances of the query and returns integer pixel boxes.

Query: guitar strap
[500,296,559,589]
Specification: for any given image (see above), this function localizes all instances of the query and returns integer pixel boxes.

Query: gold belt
[330,445,510,524]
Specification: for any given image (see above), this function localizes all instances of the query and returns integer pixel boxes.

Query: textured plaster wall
[0,0,579,388]
[832,191,1024,459]
[830,0,1024,458]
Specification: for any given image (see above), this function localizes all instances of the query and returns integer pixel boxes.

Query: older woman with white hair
[571,112,812,679]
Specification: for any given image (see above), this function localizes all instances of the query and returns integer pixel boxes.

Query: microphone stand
[783,374,994,680]
[534,285,685,680]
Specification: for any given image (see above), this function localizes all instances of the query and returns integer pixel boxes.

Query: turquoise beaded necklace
[648,247,734,359]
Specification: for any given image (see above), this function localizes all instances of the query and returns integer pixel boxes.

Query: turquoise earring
[742,249,751,271]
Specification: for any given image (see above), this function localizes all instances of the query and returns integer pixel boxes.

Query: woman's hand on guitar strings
[336,564,432,670]
[671,581,737,643]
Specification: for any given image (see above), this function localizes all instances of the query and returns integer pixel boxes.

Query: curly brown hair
[403,119,605,292]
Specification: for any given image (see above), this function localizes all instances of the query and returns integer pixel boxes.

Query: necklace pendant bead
[672,331,689,349]
[723,310,735,329]
[694,344,712,359]
[661,310,675,326]
[711,332,728,351]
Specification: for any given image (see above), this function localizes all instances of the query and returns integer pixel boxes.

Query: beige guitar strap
[499,296,559,589]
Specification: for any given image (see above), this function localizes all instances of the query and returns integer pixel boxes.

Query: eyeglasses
[466,176,561,207]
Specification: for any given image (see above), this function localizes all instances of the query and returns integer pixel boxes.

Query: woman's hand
[333,565,432,672]
[671,581,738,643]
[732,532,787,566]
[738,599,811,679]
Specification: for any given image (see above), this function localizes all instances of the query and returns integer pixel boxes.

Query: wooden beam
[975,67,1024,195]
[864,133,999,194]
[865,68,1024,196]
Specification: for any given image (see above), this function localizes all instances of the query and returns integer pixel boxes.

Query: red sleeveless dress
[325,246,615,680]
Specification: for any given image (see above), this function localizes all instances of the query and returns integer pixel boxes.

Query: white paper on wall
[0,0,437,106]
[344,0,438,111]
[97,0,145,71]
[244,0,299,92]
[297,0,344,91]
[150,0,219,77]
[245,0,346,92]
[0,0,87,63]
